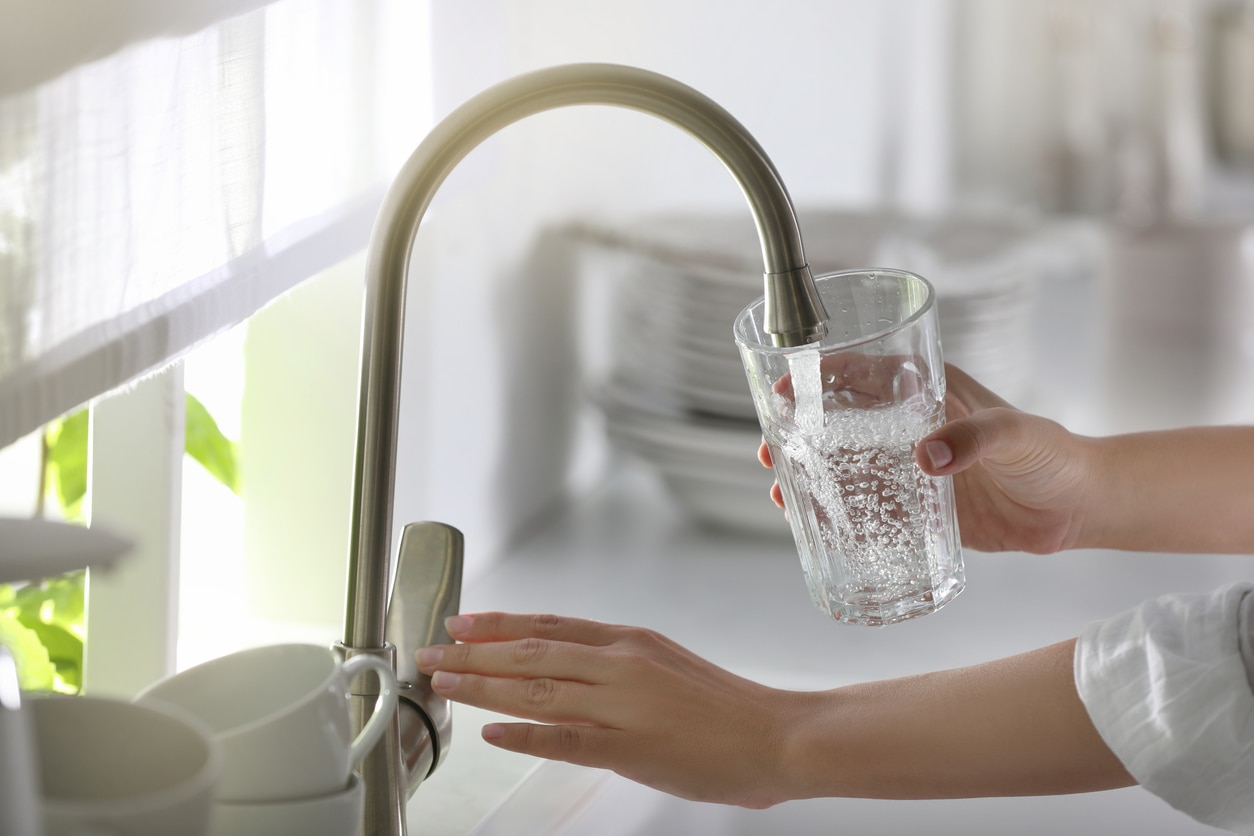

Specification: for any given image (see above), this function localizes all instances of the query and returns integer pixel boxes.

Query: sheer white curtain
[0,0,431,449]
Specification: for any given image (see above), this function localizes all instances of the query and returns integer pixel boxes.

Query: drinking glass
[734,268,964,626]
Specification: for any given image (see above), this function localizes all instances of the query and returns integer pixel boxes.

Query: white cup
[31,694,221,836]
[208,772,365,836]
[135,644,397,803]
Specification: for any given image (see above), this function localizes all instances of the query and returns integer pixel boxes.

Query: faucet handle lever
[385,521,463,788]
[387,522,464,685]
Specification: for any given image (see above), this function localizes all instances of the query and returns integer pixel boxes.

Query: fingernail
[445,614,473,637]
[415,647,443,668]
[432,670,462,690]
[482,723,506,741]
[925,440,953,469]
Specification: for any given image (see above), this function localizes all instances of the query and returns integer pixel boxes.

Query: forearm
[1079,426,1254,553]
[779,639,1133,801]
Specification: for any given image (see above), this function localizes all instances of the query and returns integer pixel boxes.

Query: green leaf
[185,392,241,494]
[45,409,89,520]
[0,611,56,691]
[22,621,82,692]
[12,572,85,637]
[8,571,86,692]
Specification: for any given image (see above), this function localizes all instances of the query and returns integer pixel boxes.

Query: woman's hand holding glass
[761,362,1097,555]
[763,362,1254,556]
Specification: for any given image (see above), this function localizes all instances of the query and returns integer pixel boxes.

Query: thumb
[917,407,1028,476]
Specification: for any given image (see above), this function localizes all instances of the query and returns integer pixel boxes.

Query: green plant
[0,574,83,691]
[0,392,240,692]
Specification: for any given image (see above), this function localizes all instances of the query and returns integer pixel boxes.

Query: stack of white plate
[592,381,782,535]
[572,209,1073,536]
[591,249,782,534]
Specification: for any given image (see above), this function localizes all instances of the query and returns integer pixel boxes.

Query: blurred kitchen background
[3,0,1254,682]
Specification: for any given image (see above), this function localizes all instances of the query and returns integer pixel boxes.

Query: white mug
[135,644,397,803]
[32,694,221,836]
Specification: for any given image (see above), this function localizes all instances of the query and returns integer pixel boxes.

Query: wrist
[774,680,944,801]
[773,688,849,802]
[1076,427,1254,553]
[773,683,922,801]
[1068,434,1120,550]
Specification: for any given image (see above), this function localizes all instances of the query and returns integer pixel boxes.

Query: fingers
[418,636,594,681]
[418,616,687,731]
[417,613,623,710]
[915,365,1020,476]
[917,407,1030,476]
[479,721,624,768]
[428,664,607,724]
[764,364,1022,501]
[417,632,610,685]
[416,613,640,725]
[762,362,1014,478]
[418,620,608,725]
[920,438,955,473]
[445,611,623,647]
[759,440,786,508]
[943,363,1014,417]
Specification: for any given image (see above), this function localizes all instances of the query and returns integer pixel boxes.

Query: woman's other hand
[417,613,1132,805]
[415,611,805,809]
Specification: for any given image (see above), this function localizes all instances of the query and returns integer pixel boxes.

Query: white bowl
[33,695,221,836]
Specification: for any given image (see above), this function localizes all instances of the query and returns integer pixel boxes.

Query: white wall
[239,254,365,634]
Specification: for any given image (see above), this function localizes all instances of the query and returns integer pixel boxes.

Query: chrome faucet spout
[342,63,826,836]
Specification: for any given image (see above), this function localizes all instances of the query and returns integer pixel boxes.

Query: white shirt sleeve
[1075,582,1254,834]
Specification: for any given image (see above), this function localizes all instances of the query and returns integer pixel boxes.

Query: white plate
[595,386,761,458]
[0,518,132,583]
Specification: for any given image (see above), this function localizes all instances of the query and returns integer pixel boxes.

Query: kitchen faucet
[336,62,828,836]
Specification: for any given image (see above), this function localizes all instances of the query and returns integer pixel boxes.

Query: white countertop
[405,459,1254,834]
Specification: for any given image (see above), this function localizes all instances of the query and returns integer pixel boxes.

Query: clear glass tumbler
[734,268,964,626]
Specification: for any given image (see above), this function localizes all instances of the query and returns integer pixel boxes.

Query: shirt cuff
[1075,582,1254,834]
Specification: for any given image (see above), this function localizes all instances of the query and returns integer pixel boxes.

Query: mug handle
[341,654,400,770]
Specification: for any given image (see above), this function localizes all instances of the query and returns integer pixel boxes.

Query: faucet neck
[344,63,823,649]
